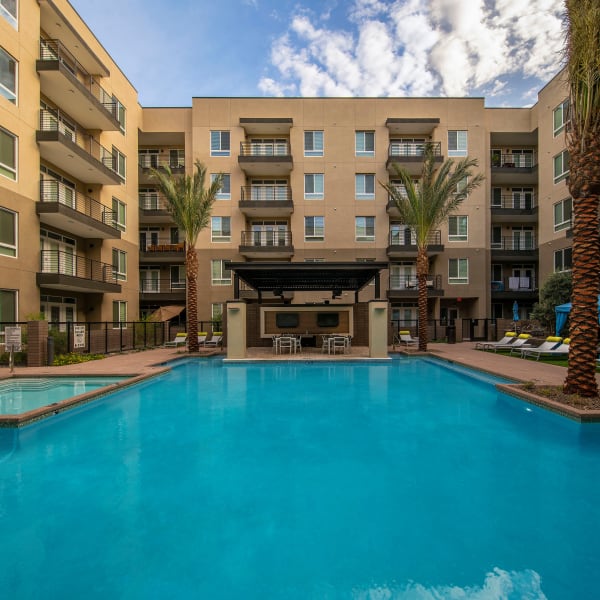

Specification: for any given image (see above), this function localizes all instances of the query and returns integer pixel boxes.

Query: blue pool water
[0,357,599,599]
[0,377,125,414]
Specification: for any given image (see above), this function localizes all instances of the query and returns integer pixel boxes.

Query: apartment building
[1,0,574,337]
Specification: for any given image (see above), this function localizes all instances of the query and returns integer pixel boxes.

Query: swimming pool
[0,357,598,599]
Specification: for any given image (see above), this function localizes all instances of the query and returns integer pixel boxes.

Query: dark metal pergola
[227,262,389,302]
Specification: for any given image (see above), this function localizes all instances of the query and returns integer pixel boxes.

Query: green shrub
[53,353,105,366]
[0,351,27,366]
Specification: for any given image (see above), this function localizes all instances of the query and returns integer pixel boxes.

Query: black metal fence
[390,318,499,343]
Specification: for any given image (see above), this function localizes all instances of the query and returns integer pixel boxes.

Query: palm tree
[381,144,484,351]
[562,0,600,397]
[150,161,223,353]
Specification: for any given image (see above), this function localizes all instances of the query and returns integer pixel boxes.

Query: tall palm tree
[562,0,600,397]
[381,144,484,351]
[151,161,223,353]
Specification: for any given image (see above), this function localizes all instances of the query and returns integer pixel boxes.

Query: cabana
[555,297,600,335]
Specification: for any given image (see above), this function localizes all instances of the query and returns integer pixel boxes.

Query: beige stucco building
[0,0,573,341]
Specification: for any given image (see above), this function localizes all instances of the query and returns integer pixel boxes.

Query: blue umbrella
[512,300,520,322]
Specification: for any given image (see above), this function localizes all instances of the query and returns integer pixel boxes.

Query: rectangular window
[170,265,185,290]
[355,216,375,242]
[112,146,126,180]
[113,96,126,133]
[448,130,467,157]
[111,198,126,232]
[0,207,17,257]
[0,289,17,338]
[0,47,17,104]
[448,215,468,241]
[355,131,375,157]
[304,173,324,199]
[211,216,231,242]
[211,173,231,199]
[355,174,375,200]
[304,131,324,156]
[491,187,502,207]
[112,301,127,328]
[448,258,468,284]
[210,130,230,156]
[553,99,569,136]
[554,247,572,272]
[553,150,569,183]
[211,259,232,285]
[0,0,17,28]
[112,248,127,281]
[0,127,16,180]
[554,197,572,232]
[305,216,324,242]
[169,149,184,168]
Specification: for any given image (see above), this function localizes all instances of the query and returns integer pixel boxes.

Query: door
[141,270,160,293]
[512,188,534,209]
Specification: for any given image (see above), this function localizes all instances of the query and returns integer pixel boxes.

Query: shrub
[53,353,105,366]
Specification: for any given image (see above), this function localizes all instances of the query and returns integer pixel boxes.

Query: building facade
[0,0,573,338]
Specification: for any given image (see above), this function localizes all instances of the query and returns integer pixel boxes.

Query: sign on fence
[4,326,22,352]
[73,325,86,349]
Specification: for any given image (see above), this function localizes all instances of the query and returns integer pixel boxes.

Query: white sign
[73,325,86,349]
[5,326,22,352]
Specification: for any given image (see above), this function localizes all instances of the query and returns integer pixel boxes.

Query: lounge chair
[394,330,419,347]
[197,332,208,346]
[205,332,223,347]
[490,333,532,352]
[522,338,570,361]
[475,332,516,350]
[164,332,187,347]
[512,335,561,356]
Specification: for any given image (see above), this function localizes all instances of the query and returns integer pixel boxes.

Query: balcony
[238,142,292,176]
[387,230,443,258]
[387,274,444,299]
[140,237,185,263]
[36,109,123,185]
[491,194,538,223]
[138,154,185,184]
[491,277,538,300]
[139,278,186,302]
[238,185,293,217]
[239,230,294,259]
[387,142,442,175]
[490,152,538,185]
[491,237,538,261]
[37,39,121,132]
[139,191,173,223]
[37,250,121,293]
[385,118,440,136]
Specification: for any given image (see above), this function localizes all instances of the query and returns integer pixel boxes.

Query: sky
[69,0,566,108]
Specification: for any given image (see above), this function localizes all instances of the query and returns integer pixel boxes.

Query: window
[491,187,502,207]
[554,247,572,272]
[355,174,375,200]
[169,149,184,168]
[554,197,572,232]
[112,198,126,232]
[211,216,231,242]
[355,131,374,157]
[0,207,16,257]
[305,216,324,242]
[448,130,467,157]
[210,130,230,156]
[355,217,375,242]
[304,131,324,156]
[304,173,324,199]
[112,146,126,180]
[211,259,231,285]
[0,289,17,339]
[112,248,127,281]
[113,96,126,133]
[448,216,468,241]
[553,99,569,136]
[0,127,16,180]
[112,301,127,328]
[170,265,185,290]
[554,150,569,183]
[0,47,16,104]
[0,0,17,28]
[211,173,230,199]
[448,258,468,284]
[212,303,223,325]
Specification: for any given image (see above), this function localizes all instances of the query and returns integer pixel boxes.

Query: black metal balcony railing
[139,278,186,293]
[138,155,185,169]
[491,153,537,168]
[491,236,537,251]
[389,274,443,290]
[491,276,537,292]
[139,192,169,211]
[39,39,117,117]
[239,141,290,156]
[40,250,118,284]
[389,230,441,246]
[388,141,442,157]
[39,109,119,173]
[240,230,292,247]
[240,185,292,202]
[140,236,185,252]
[40,180,116,225]
[491,194,537,210]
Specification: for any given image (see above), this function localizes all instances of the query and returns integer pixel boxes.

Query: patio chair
[474,332,516,350]
[197,332,208,346]
[512,335,561,356]
[490,333,532,353]
[164,332,187,347]
[394,330,419,348]
[204,332,223,348]
[522,338,570,361]
[277,336,295,354]
[330,336,348,355]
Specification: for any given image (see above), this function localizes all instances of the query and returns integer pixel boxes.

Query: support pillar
[27,320,49,367]
[226,301,247,360]
[368,300,388,358]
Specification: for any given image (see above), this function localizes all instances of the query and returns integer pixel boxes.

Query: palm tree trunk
[417,248,429,351]
[186,245,199,353]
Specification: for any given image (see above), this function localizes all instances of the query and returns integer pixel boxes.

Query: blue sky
[69,0,565,108]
